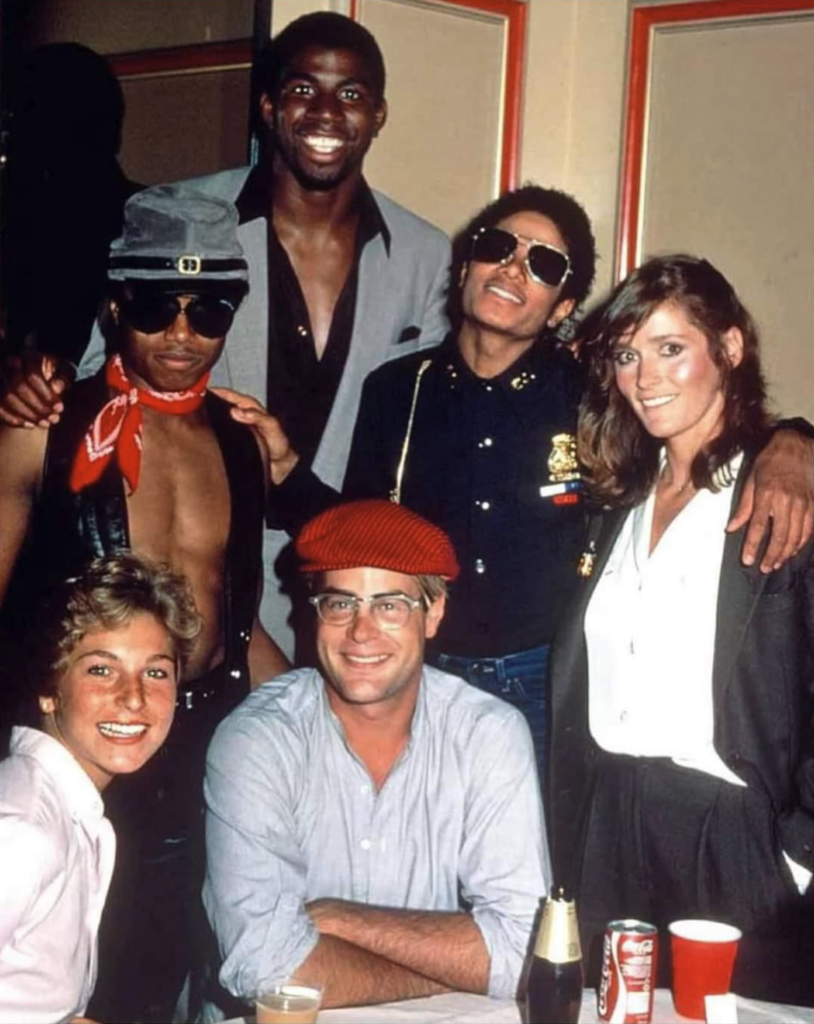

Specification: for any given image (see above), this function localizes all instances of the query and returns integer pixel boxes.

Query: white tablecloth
[225,987,814,1023]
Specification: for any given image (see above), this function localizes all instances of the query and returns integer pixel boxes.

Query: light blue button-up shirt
[204,665,550,1002]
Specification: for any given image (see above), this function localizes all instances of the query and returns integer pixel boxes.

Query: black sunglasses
[120,294,238,338]
[470,226,572,288]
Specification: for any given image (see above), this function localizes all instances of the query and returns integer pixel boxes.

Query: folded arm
[305,900,488,998]
[294,931,447,1008]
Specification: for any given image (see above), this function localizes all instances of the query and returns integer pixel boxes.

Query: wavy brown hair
[578,255,772,507]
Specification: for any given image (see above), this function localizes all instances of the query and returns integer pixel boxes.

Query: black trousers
[88,665,245,1024]
[577,753,814,1005]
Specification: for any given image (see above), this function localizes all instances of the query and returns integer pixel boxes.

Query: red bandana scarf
[70,354,209,494]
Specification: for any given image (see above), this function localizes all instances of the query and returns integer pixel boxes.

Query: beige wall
[520,0,629,301]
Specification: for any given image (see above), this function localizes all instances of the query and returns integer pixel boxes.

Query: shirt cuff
[471,906,530,1000]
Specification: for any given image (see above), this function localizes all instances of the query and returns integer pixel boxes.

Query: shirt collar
[443,337,545,395]
[657,447,744,489]
[236,167,391,256]
[9,726,106,826]
[319,671,426,762]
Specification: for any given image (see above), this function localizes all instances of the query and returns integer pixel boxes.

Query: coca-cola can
[597,919,658,1024]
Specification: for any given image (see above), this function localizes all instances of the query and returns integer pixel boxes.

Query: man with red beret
[203,499,549,1013]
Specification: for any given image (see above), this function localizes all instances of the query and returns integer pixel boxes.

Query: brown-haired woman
[548,255,814,1001]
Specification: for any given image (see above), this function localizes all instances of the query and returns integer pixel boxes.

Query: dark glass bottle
[525,886,583,1024]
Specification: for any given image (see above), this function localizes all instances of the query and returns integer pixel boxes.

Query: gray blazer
[187,167,451,488]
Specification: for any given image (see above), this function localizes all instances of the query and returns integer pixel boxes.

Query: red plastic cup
[668,919,742,1020]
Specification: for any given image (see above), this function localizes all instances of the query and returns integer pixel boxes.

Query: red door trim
[351,0,527,193]
[616,0,814,280]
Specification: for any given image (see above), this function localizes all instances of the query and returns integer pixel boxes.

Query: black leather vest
[9,371,264,690]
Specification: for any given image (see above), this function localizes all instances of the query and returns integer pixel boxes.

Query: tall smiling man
[204,500,549,1013]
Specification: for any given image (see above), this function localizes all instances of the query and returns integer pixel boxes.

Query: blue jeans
[428,644,549,784]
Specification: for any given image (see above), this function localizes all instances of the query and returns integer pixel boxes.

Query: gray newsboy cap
[108,184,248,284]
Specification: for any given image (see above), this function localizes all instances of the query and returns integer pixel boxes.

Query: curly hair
[578,254,772,507]
[33,553,202,700]
[449,184,597,333]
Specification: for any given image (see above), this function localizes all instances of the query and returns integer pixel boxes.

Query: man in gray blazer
[0,13,451,658]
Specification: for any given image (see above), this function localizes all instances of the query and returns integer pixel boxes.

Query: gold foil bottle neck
[533,893,582,964]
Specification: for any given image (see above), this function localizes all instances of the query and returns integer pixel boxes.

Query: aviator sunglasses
[120,293,238,338]
[470,226,572,288]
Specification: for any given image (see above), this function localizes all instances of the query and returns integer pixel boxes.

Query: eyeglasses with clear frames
[309,591,425,630]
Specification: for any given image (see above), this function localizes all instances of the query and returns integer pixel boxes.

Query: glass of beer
[255,981,323,1024]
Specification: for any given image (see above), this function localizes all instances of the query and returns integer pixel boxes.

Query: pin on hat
[108,184,248,284]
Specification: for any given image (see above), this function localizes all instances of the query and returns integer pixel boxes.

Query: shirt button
[620,710,628,722]
[360,838,371,851]
[360,784,370,795]
[477,437,494,449]
[475,500,491,511]
[475,558,486,574]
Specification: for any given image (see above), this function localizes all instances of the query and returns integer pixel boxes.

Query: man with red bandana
[0,184,288,1022]
[203,499,549,1014]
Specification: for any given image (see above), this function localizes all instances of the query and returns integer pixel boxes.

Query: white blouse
[585,453,809,892]
[0,727,116,1023]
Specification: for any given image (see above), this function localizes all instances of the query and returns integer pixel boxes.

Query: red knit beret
[296,499,460,580]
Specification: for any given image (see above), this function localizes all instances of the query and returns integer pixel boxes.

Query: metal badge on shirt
[540,432,582,505]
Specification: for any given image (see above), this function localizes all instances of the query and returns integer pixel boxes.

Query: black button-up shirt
[235,165,390,466]
[343,336,586,657]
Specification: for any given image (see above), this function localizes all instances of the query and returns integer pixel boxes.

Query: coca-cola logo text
[620,938,654,955]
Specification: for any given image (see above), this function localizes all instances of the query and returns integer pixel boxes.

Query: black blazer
[547,465,814,892]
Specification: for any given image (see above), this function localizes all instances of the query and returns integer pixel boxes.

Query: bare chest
[127,419,230,564]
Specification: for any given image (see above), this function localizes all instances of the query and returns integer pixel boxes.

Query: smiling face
[113,293,227,393]
[460,210,575,347]
[40,612,178,791]
[315,566,444,718]
[612,300,743,454]
[262,45,387,189]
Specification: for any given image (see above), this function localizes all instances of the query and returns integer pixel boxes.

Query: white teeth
[303,135,344,153]
[486,285,522,304]
[642,395,677,408]
[345,655,388,664]
[98,722,147,737]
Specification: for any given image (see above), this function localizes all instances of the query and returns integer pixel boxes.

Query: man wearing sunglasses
[203,499,549,1013]
[0,184,288,1021]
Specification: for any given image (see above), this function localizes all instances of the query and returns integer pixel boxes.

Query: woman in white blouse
[548,255,814,1000]
[0,553,200,1023]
